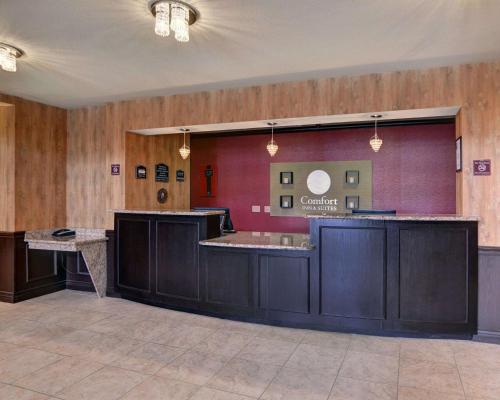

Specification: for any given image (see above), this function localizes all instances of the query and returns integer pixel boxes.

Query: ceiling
[1,0,499,109]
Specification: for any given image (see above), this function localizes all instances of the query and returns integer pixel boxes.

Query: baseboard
[13,281,66,303]
[0,291,14,303]
[474,330,500,345]
[66,280,96,292]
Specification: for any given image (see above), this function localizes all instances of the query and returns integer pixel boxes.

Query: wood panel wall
[0,95,67,232]
[66,61,500,246]
[125,133,190,210]
[0,104,15,231]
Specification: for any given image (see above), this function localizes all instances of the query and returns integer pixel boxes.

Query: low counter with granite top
[199,231,313,250]
[25,229,108,298]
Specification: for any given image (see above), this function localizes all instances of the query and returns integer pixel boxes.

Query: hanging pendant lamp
[179,128,191,159]
[370,114,383,152]
[266,122,278,157]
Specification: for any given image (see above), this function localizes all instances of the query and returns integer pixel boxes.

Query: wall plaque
[155,163,169,182]
[111,164,120,176]
[135,165,147,179]
[176,170,185,182]
[157,188,168,204]
[473,159,491,176]
[270,161,372,217]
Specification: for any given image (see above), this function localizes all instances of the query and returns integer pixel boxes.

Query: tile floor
[0,290,499,400]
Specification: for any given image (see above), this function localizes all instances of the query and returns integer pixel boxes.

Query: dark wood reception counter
[113,211,478,338]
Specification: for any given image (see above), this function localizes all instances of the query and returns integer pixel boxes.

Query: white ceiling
[0,0,499,109]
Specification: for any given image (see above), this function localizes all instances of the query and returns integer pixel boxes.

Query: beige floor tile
[349,335,401,357]
[301,330,352,350]
[453,343,500,371]
[57,366,147,400]
[34,307,112,330]
[112,342,184,374]
[151,323,216,349]
[236,337,297,366]
[0,383,50,400]
[38,329,141,364]
[220,320,265,336]
[339,351,399,384]
[0,347,63,384]
[397,386,465,400]
[156,350,227,385]
[255,325,306,343]
[193,331,253,358]
[0,302,54,322]
[0,342,20,360]
[85,314,140,336]
[399,358,463,395]
[285,343,345,372]
[121,375,199,400]
[329,377,397,400]
[400,339,455,364]
[190,387,256,400]
[207,358,280,398]
[261,366,336,400]
[15,356,103,395]
[0,319,41,343]
[1,320,75,348]
[459,365,500,399]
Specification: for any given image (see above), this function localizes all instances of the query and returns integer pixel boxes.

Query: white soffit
[129,106,460,136]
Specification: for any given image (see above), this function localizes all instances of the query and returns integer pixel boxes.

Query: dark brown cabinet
[115,213,220,309]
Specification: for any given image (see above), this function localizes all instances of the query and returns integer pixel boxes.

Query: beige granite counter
[306,213,479,221]
[25,229,108,298]
[200,231,313,250]
[113,209,225,216]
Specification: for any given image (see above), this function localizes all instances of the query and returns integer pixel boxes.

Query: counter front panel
[113,212,478,338]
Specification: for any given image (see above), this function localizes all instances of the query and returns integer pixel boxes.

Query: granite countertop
[306,213,479,221]
[25,228,107,249]
[112,209,225,216]
[200,231,313,250]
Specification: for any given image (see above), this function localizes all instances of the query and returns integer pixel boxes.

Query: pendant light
[0,42,23,72]
[370,114,383,152]
[266,122,278,157]
[179,128,191,159]
[149,0,198,43]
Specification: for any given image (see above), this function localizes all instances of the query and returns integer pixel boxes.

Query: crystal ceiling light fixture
[179,128,191,159]
[149,0,198,42]
[0,42,24,72]
[266,122,279,157]
[369,114,383,152]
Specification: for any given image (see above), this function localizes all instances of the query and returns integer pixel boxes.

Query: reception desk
[113,211,478,338]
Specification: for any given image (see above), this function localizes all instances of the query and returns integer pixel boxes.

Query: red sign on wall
[473,160,491,176]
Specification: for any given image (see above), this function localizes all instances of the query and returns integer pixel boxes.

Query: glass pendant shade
[151,1,195,42]
[179,144,191,159]
[179,129,190,159]
[170,4,187,32]
[155,2,170,37]
[0,47,16,72]
[370,135,383,152]
[267,139,279,157]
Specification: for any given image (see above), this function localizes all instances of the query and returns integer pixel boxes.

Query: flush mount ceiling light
[369,114,383,152]
[149,0,198,42]
[0,42,23,72]
[179,128,191,159]
[266,122,279,157]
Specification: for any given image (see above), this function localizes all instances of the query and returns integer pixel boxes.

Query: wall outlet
[251,205,261,213]
[264,206,271,213]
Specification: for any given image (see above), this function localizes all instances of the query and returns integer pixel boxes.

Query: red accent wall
[191,124,456,233]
